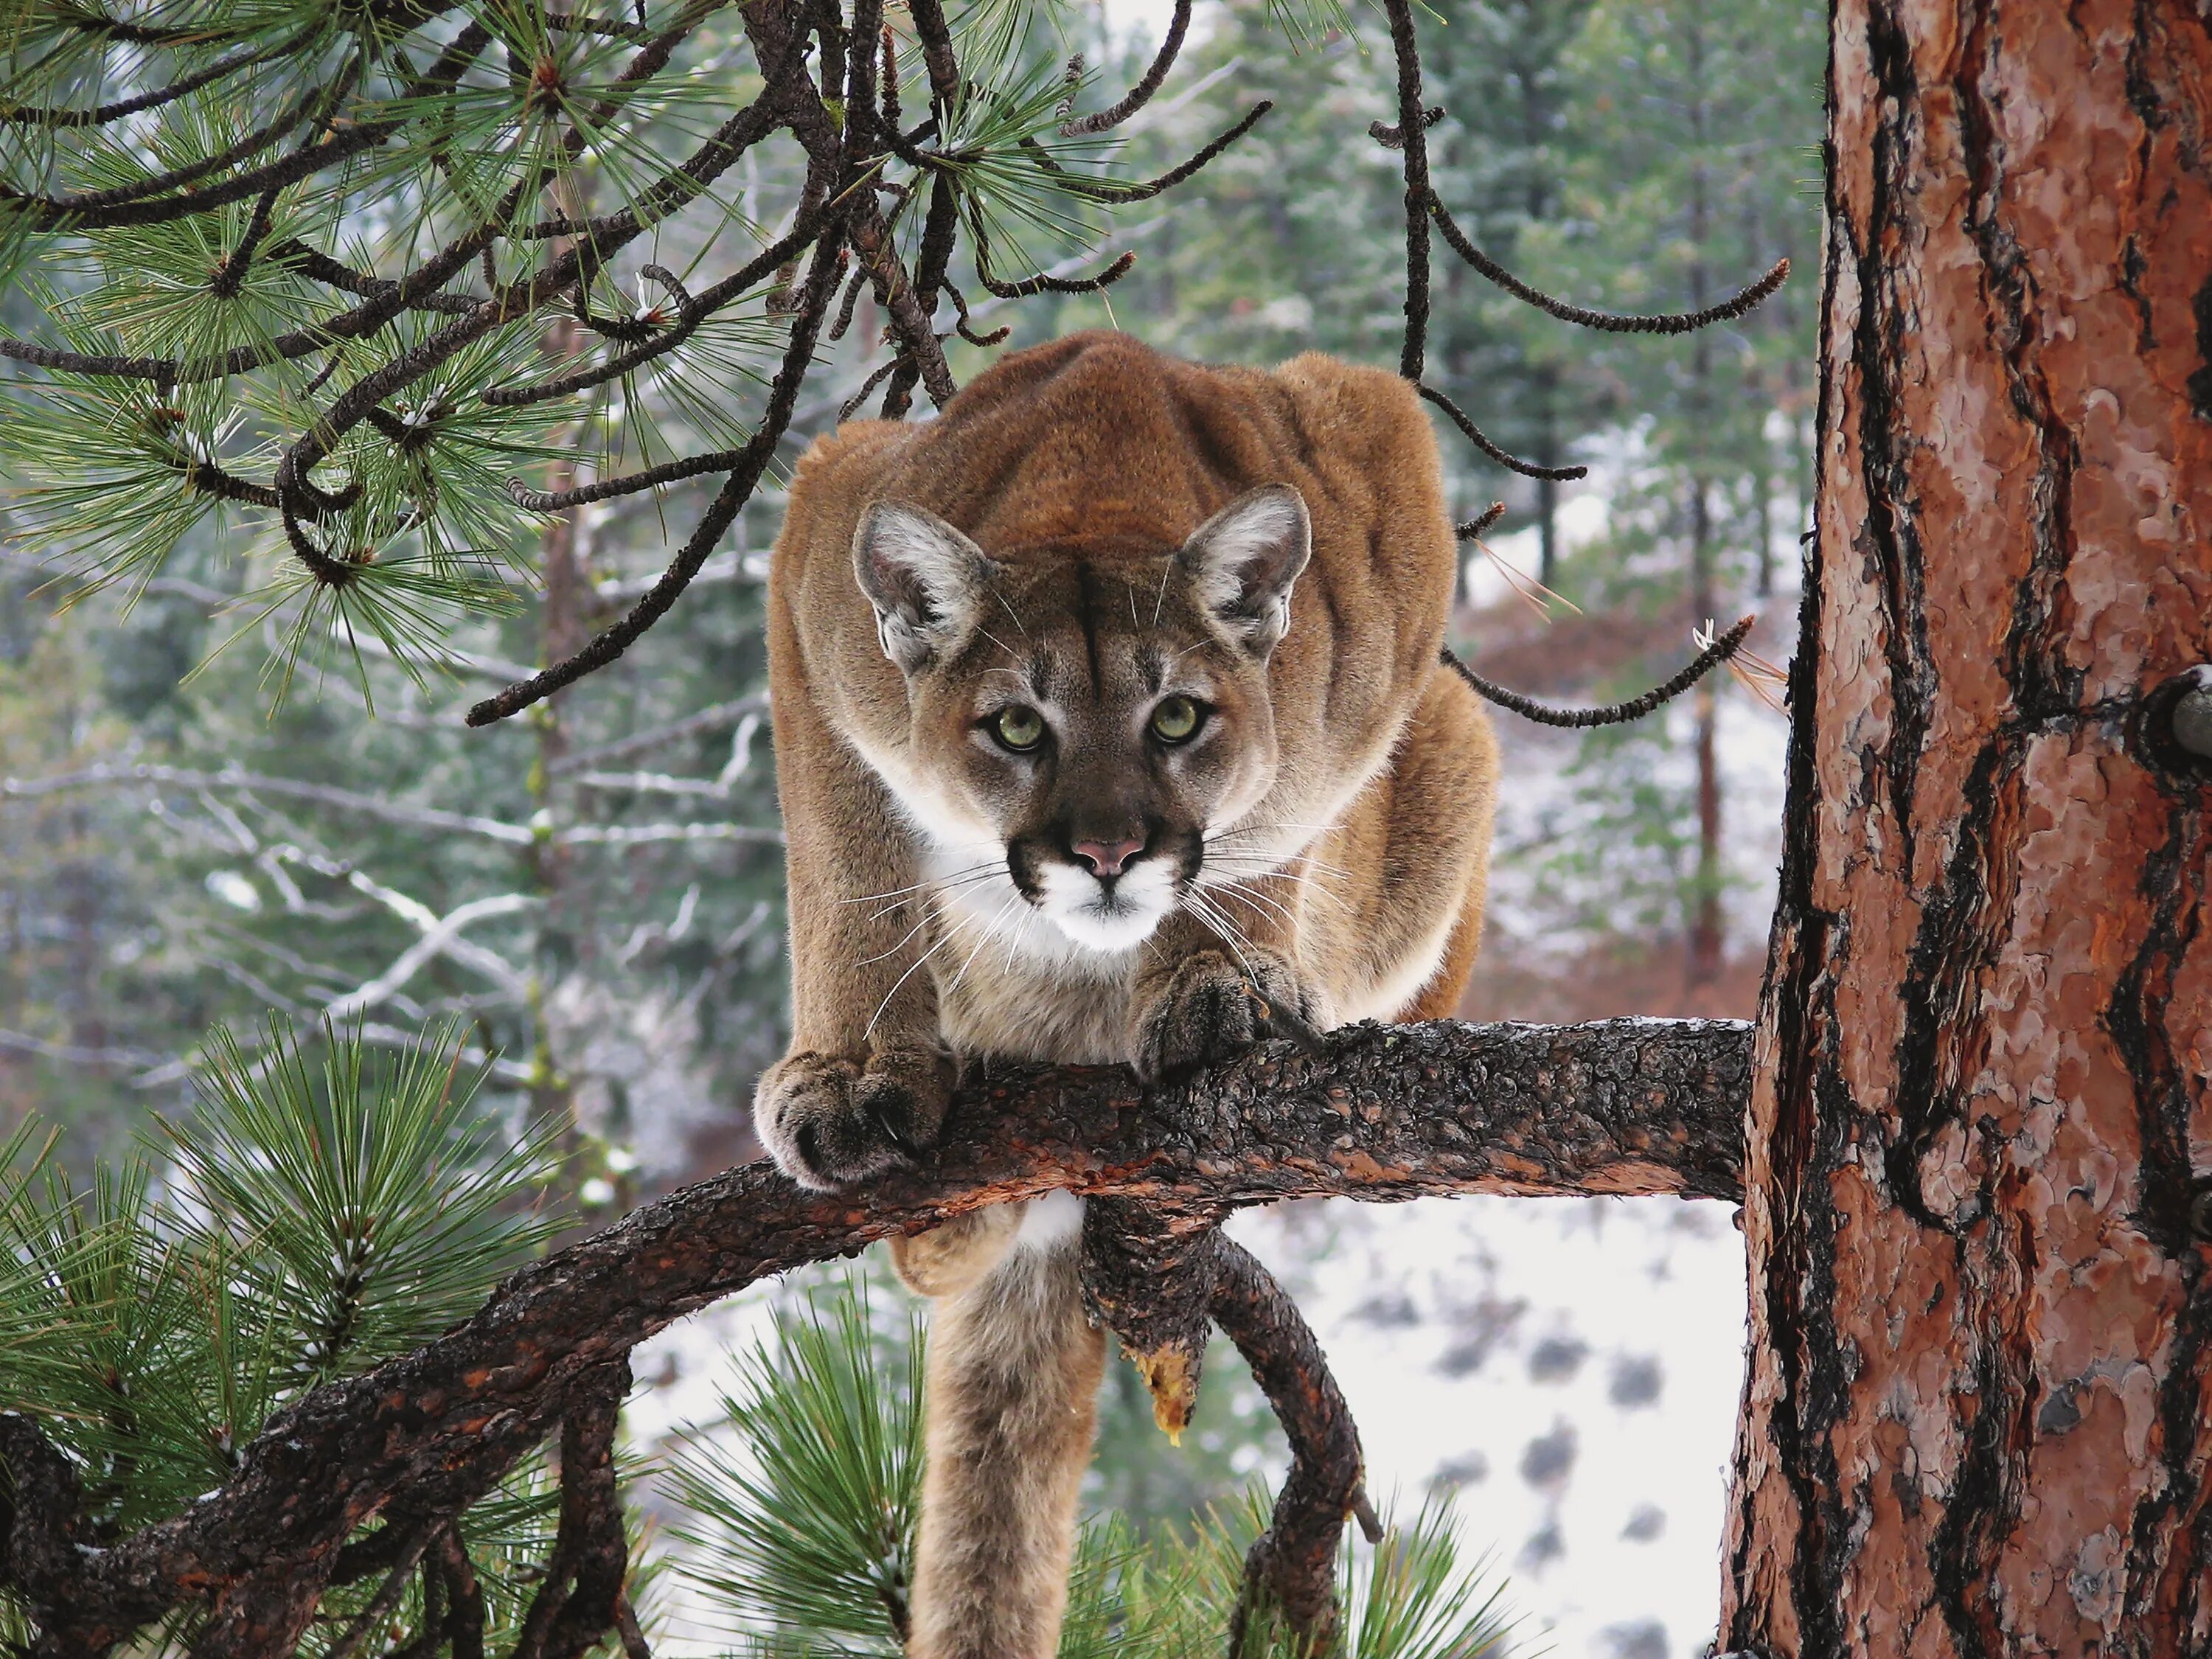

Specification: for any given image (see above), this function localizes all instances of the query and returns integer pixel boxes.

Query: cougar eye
[1150,695,1204,744]
[990,704,1047,753]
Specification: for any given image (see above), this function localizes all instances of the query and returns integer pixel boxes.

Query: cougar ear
[1177,484,1312,655]
[852,501,1001,673]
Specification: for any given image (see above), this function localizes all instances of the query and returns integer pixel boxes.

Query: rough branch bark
[0,1016,1747,1654]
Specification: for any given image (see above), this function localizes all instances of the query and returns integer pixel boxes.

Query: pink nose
[1071,838,1144,877]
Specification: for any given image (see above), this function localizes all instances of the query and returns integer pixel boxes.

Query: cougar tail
[904,1196,1105,1659]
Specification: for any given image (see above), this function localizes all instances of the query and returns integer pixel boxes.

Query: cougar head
[852,485,1311,955]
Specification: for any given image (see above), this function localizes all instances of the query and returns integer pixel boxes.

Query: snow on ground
[1228,1196,1747,1659]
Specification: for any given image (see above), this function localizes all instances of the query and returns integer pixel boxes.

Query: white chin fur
[1035,860,1176,953]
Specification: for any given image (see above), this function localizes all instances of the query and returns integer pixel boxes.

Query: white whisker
[858,906,940,967]
[841,860,1002,905]
[1183,888,1259,980]
[1209,877,1301,931]
[945,888,1024,996]
[862,869,1004,922]
[1203,863,1354,902]
[1203,852,1359,896]
[866,926,960,1037]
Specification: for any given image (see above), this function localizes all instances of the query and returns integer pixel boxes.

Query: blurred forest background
[0,0,1823,1652]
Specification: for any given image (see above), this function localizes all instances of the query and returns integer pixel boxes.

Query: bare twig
[1440,613,1758,728]
[1430,196,1790,335]
[1031,100,1272,203]
[1380,0,1433,380]
[1062,0,1192,134]
[1457,500,1508,540]
[1214,1238,1364,1652]
[1,762,538,845]
[1419,383,1588,481]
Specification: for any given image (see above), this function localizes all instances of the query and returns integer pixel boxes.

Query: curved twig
[1061,0,1191,135]
[1419,383,1587,481]
[268,241,481,316]
[497,223,834,502]
[1036,99,1270,203]
[1431,196,1790,335]
[838,352,911,420]
[1214,1238,1363,1653]
[943,276,1009,347]
[484,266,703,408]
[1439,613,1758,728]
[969,207,1136,299]
[827,262,872,343]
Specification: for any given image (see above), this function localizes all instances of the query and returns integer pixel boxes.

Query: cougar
[754,330,1498,1658]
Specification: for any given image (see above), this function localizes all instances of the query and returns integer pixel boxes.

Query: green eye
[992,705,1046,752]
[1150,695,1203,743]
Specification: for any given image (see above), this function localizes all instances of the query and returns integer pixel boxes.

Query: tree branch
[1213,1237,1365,1652]
[0,1017,1747,1652]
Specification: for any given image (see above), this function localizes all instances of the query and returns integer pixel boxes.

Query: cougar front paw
[754,1046,955,1189]
[1132,948,1321,1082]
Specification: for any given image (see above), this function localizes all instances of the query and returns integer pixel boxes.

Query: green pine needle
[664,1272,925,1656]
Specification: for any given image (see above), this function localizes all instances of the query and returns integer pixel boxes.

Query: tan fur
[755,333,1498,1659]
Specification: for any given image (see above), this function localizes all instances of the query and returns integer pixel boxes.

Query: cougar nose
[1071,837,1145,877]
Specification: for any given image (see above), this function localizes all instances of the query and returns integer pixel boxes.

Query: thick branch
[0,1018,1747,1648]
[1214,1237,1364,1653]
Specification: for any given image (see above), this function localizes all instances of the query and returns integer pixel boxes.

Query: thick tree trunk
[1721,2,2212,1653]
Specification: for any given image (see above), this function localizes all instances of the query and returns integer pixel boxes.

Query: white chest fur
[924,868,1144,1065]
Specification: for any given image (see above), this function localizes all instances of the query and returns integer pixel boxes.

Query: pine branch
[0,26,490,230]
[467,229,846,725]
[0,1017,1749,1655]
[0,29,313,128]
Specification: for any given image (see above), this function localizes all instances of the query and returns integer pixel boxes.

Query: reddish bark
[1722,2,2212,1652]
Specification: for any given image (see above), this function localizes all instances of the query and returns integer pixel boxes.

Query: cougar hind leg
[906,1193,1105,1659]
[891,1203,1025,1299]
